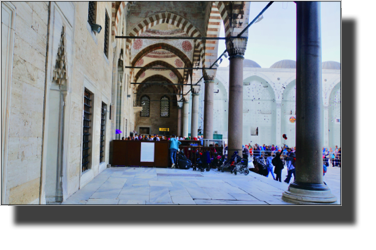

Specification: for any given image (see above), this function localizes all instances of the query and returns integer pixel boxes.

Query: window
[140,95,150,117]
[88,2,96,26]
[82,88,93,172]
[104,10,110,57]
[100,102,107,162]
[160,96,170,117]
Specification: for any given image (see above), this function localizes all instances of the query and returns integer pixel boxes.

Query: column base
[282,182,337,204]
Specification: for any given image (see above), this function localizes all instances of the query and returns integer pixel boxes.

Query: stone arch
[134,60,183,83]
[242,75,277,145]
[131,43,192,81]
[125,12,202,51]
[281,79,296,147]
[138,74,179,95]
[324,78,341,106]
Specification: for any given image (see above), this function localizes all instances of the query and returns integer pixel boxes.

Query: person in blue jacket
[169,134,181,168]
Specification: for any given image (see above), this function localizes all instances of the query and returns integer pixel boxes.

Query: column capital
[191,86,201,95]
[226,38,247,59]
[203,68,217,81]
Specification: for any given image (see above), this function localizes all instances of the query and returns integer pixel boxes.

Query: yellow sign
[289,116,296,123]
[159,128,169,131]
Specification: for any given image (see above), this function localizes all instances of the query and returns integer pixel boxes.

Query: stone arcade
[1,1,339,204]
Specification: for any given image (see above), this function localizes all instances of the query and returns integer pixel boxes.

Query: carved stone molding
[53,26,68,85]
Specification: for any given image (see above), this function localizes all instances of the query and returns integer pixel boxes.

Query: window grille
[104,10,110,57]
[115,85,122,139]
[88,2,96,25]
[160,96,170,117]
[140,95,150,117]
[82,89,93,172]
[100,102,107,162]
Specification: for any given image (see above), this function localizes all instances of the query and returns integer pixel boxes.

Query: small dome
[226,59,261,68]
[270,60,296,69]
[322,61,340,70]
[243,59,261,68]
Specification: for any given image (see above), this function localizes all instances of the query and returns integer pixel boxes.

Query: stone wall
[4,2,49,204]
[135,85,178,136]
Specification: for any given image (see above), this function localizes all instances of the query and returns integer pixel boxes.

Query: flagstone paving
[62,165,341,205]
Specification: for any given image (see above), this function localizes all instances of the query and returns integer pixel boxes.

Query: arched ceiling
[119,2,251,98]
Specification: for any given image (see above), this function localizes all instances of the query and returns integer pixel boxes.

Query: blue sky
[218,1,341,68]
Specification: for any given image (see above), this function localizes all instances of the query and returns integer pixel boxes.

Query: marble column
[182,99,189,138]
[203,77,214,140]
[177,106,182,137]
[226,38,246,157]
[191,89,200,138]
[282,2,336,204]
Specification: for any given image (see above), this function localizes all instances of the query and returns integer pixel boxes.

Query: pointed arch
[125,12,203,57]
[134,60,183,83]
[131,43,192,81]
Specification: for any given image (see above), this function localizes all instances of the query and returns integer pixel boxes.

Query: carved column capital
[203,68,217,82]
[226,38,247,59]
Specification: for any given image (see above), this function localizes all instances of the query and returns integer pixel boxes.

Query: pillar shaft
[204,79,214,139]
[295,1,323,185]
[323,106,329,148]
[283,2,336,204]
[177,107,182,137]
[227,56,244,156]
[182,101,189,138]
[276,102,282,147]
[191,92,199,138]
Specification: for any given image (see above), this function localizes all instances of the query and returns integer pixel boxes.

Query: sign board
[159,128,169,131]
[140,142,155,162]
[289,116,296,123]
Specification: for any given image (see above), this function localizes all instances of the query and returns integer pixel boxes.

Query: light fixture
[90,23,102,34]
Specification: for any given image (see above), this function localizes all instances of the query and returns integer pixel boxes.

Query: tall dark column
[226,39,246,157]
[282,2,336,204]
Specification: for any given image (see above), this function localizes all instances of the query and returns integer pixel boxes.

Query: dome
[270,60,296,69]
[322,61,340,70]
[226,59,261,68]
[243,59,261,68]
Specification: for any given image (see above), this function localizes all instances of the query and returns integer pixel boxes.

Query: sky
[217,1,341,68]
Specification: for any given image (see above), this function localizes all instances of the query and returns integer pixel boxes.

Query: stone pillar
[191,89,200,138]
[177,106,182,137]
[226,38,246,157]
[182,99,189,138]
[203,77,214,140]
[282,2,336,204]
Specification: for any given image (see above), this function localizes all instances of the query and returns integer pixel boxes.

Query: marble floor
[62,165,341,205]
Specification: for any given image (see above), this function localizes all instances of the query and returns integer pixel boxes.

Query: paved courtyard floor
[62,165,341,205]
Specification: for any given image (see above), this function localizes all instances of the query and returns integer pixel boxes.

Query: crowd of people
[236,143,341,183]
[121,134,205,142]
[120,133,341,181]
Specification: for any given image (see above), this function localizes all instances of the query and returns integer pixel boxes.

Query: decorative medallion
[175,59,183,67]
[289,116,296,123]
[182,41,192,52]
[169,72,177,79]
[133,39,143,50]
[139,72,145,79]
[135,58,144,66]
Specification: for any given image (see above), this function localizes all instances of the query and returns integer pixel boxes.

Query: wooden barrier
[111,140,169,167]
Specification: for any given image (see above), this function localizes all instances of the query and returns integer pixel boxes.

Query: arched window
[140,95,150,117]
[160,96,170,117]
